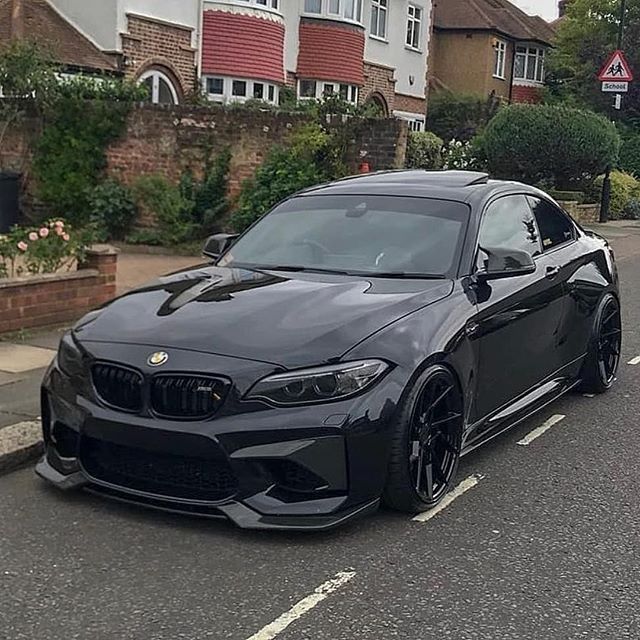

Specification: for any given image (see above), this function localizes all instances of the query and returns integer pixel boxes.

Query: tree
[547,0,640,123]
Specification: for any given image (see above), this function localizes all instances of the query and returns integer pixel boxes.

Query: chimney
[558,0,572,18]
[10,0,25,40]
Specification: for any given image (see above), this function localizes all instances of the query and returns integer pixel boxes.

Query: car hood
[75,266,453,368]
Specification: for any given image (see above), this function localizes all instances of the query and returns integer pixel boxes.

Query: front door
[471,195,567,423]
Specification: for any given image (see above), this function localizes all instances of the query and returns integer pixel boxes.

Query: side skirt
[461,375,581,456]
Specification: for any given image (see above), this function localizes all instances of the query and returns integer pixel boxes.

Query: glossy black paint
[37,171,619,530]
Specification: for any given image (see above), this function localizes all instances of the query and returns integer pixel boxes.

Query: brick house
[0,0,118,75]
[430,0,556,103]
[46,0,200,104]
[201,0,434,131]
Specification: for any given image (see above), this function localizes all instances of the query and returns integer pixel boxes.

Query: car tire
[383,365,464,514]
[579,293,622,394]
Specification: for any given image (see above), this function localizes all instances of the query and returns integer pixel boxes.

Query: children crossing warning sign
[598,50,634,82]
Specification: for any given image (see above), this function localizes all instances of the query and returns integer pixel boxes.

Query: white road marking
[245,570,356,640]
[412,474,484,523]
[517,414,565,447]
[628,356,640,365]
[583,393,595,398]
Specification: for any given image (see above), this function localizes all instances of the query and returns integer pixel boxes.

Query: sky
[511,0,559,21]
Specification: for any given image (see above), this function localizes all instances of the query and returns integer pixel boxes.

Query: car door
[527,195,587,371]
[471,194,568,423]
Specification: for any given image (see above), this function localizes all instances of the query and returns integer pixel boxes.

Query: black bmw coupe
[37,171,621,530]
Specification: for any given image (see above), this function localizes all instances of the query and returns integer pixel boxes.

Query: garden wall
[0,246,117,334]
[0,103,408,221]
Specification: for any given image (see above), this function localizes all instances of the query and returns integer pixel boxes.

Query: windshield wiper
[349,272,447,280]
[257,265,353,276]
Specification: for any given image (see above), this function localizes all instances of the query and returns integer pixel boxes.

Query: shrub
[130,175,194,246]
[0,218,93,278]
[441,138,488,172]
[426,92,501,142]
[406,132,443,170]
[484,104,620,190]
[88,179,137,241]
[620,134,640,177]
[180,148,231,235]
[594,171,640,219]
[624,198,640,220]
[231,124,339,232]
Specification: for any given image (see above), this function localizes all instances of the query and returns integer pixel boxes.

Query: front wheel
[384,366,464,513]
[580,293,622,394]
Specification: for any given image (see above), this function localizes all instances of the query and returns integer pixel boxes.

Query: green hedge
[620,134,640,177]
[594,171,640,219]
[405,131,443,170]
[426,92,500,142]
[484,104,620,190]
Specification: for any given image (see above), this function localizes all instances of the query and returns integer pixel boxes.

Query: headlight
[57,333,84,377]
[246,360,389,406]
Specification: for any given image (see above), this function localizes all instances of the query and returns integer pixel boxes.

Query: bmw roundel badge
[148,351,169,367]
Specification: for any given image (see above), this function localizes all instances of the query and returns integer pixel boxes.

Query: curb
[0,420,43,475]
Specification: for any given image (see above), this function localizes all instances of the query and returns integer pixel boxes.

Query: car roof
[296,170,535,204]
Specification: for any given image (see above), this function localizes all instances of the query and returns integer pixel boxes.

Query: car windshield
[221,195,469,278]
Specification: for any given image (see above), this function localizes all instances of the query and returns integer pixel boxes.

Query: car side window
[527,197,576,251]
[478,195,542,258]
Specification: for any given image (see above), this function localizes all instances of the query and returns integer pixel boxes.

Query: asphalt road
[2,234,640,640]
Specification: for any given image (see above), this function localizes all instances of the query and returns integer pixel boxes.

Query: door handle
[545,265,561,279]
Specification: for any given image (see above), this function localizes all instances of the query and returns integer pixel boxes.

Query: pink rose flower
[62,233,70,242]
[17,241,28,252]
[39,227,49,238]
[28,232,38,242]
[55,221,65,229]
[55,226,64,236]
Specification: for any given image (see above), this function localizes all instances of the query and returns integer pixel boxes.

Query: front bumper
[38,345,401,531]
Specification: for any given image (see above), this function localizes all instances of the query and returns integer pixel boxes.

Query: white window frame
[302,0,364,25]
[514,45,546,84]
[493,39,507,79]
[394,110,425,132]
[370,0,388,40]
[406,4,423,51]
[216,0,281,14]
[139,69,179,105]
[204,75,280,105]
[298,79,359,104]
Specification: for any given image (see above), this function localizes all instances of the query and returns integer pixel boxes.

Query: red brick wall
[122,14,197,98]
[0,247,118,334]
[511,84,544,104]
[394,93,427,115]
[361,62,396,115]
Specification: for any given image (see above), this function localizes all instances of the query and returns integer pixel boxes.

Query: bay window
[514,45,546,83]
[303,0,363,23]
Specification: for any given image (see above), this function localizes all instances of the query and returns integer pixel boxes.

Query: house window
[303,0,363,22]
[232,80,247,97]
[394,110,425,132]
[515,45,546,83]
[299,80,358,103]
[204,76,280,105]
[207,77,224,95]
[493,40,507,79]
[234,0,280,10]
[370,0,388,39]
[139,69,179,105]
[406,4,422,50]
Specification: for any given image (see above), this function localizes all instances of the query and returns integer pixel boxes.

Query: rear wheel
[580,294,622,394]
[384,366,463,513]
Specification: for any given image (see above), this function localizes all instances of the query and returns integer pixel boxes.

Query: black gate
[0,171,20,233]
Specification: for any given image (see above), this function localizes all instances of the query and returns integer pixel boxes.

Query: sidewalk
[0,251,201,431]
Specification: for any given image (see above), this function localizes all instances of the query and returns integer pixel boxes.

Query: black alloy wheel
[581,294,622,393]
[384,366,464,513]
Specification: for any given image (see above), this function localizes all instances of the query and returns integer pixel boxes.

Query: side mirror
[476,246,536,281]
[203,233,239,260]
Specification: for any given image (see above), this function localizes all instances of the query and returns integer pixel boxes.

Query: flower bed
[0,245,118,334]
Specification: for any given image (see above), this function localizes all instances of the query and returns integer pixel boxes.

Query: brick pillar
[79,245,119,304]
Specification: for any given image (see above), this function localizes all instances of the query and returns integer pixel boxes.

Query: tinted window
[479,195,541,256]
[222,195,470,277]
[528,197,575,250]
